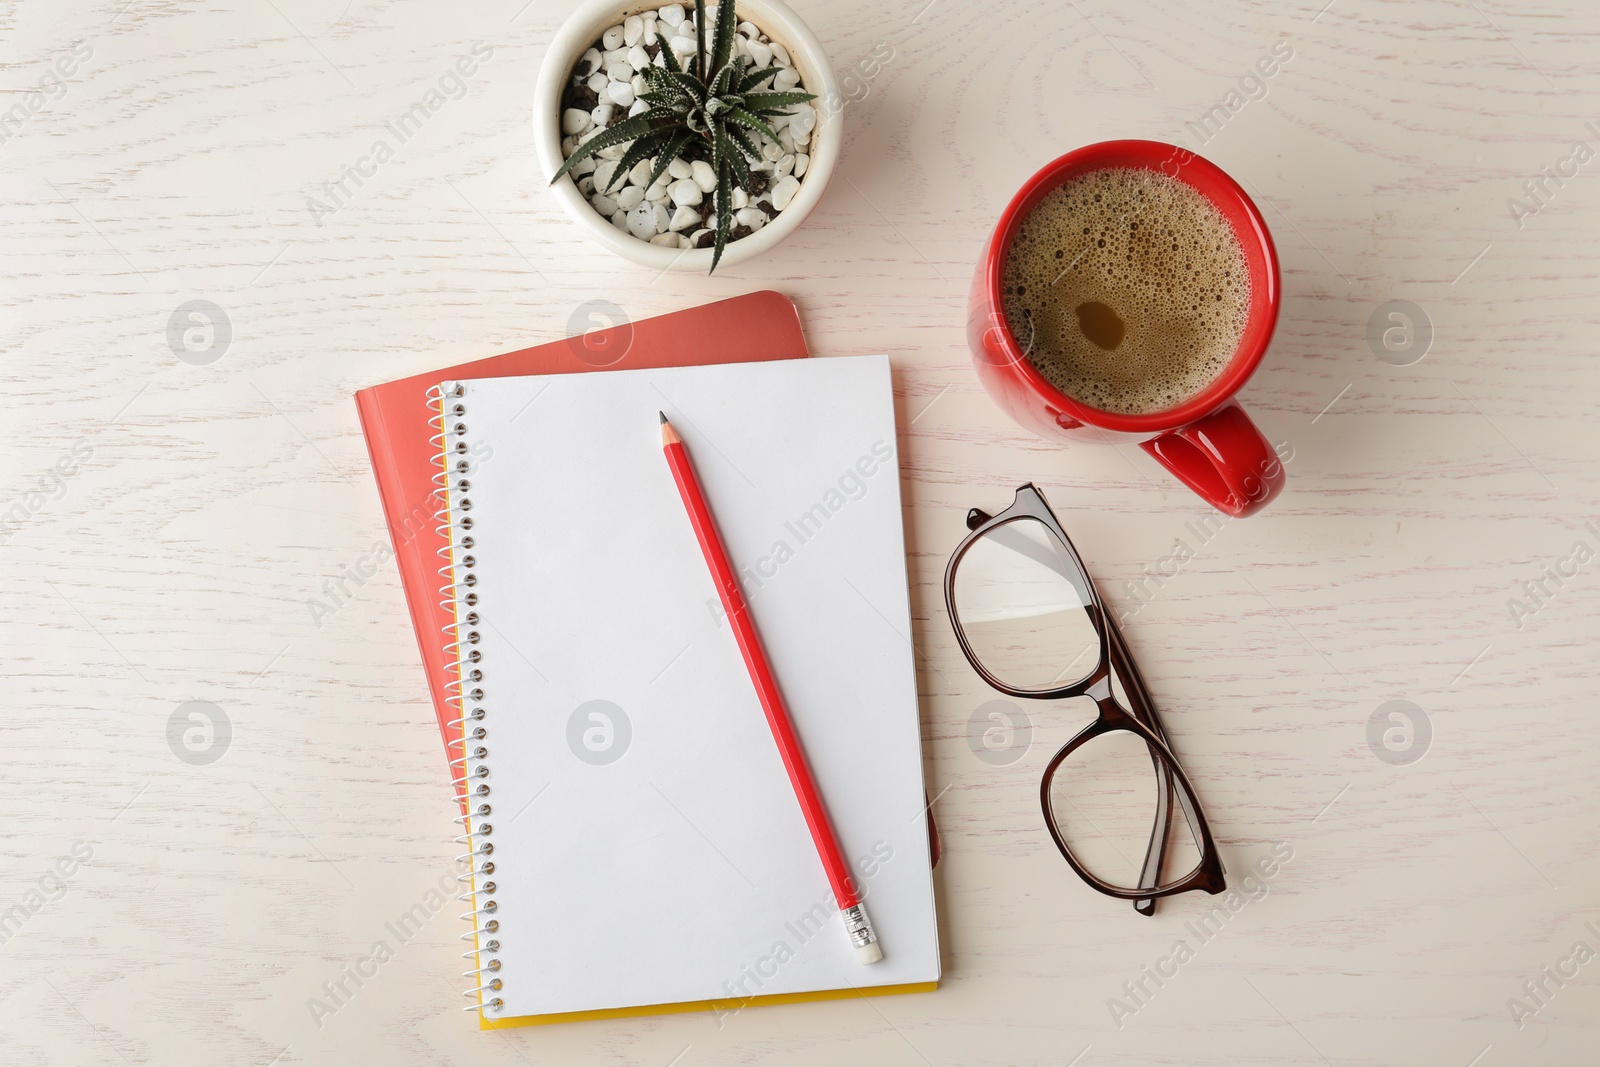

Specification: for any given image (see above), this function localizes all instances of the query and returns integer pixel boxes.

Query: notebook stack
[355,293,939,1027]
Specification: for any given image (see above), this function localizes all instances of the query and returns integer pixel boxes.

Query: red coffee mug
[968,140,1285,517]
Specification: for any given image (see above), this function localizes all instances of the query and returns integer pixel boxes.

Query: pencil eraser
[857,940,884,965]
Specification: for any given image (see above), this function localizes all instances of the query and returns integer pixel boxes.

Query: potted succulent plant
[533,0,841,273]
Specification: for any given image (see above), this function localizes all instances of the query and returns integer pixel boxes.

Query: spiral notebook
[432,355,941,1028]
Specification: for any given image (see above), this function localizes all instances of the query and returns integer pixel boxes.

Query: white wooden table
[5,1,1598,1063]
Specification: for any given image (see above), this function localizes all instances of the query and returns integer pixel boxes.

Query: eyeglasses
[944,483,1226,914]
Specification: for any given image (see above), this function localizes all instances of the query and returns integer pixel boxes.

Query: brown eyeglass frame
[944,483,1226,913]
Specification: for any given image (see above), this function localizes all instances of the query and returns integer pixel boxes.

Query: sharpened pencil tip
[658,411,667,424]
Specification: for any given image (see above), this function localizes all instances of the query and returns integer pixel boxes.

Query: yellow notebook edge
[478,979,940,1030]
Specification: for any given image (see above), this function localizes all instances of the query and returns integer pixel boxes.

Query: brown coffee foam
[1001,167,1251,416]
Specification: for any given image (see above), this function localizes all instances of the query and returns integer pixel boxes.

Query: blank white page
[447,355,939,1020]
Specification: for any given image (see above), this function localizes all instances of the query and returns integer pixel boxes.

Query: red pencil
[660,412,882,964]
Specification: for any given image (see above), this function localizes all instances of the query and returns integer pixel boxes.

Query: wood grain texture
[3,0,1598,1063]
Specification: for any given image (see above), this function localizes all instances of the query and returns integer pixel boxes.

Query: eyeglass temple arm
[1104,614,1174,915]
[1108,612,1220,911]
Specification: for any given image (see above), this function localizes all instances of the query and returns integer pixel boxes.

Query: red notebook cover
[355,292,809,758]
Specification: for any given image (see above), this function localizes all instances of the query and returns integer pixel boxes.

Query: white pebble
[792,105,816,133]
[599,141,627,160]
[563,108,592,134]
[651,232,682,247]
[591,192,619,216]
[591,103,615,126]
[669,204,700,230]
[643,15,658,44]
[628,45,650,70]
[731,187,748,209]
[561,134,577,155]
[606,60,634,82]
[761,141,783,162]
[669,177,703,206]
[690,159,717,192]
[659,4,684,27]
[616,185,644,210]
[775,153,794,178]
[571,155,597,177]
[674,18,697,39]
[593,160,619,190]
[628,98,648,117]
[774,67,800,90]
[611,208,629,231]
[608,81,634,108]
[770,41,791,66]
[739,21,760,37]
[629,159,654,185]
[579,48,603,76]
[745,39,772,67]
[770,174,800,210]
[652,202,672,232]
[586,71,608,94]
[602,24,625,49]
[646,178,670,202]
[792,124,810,146]
[632,73,648,95]
[735,207,767,230]
[576,175,595,196]
[624,15,643,45]
[794,153,808,177]
[779,126,795,152]
[670,35,697,56]
[627,202,658,239]
[668,158,692,180]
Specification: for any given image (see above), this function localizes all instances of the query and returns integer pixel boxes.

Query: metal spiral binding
[428,381,504,1015]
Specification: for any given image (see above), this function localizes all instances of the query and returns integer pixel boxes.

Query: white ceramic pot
[533,0,841,272]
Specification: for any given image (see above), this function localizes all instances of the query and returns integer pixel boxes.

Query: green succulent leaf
[725,55,752,93]
[737,63,781,93]
[722,105,780,143]
[636,90,683,109]
[720,127,753,190]
[642,127,697,193]
[711,59,739,97]
[741,91,816,112]
[608,130,674,192]
[711,0,739,75]
[711,151,733,272]
[694,0,707,79]
[657,36,683,75]
[665,70,708,104]
[723,122,761,165]
[642,66,682,94]
[551,111,671,183]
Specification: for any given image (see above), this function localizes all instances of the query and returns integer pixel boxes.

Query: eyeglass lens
[950,517,1100,691]
[1045,731,1205,891]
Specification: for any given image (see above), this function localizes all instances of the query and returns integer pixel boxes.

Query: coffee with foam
[1001,167,1251,416]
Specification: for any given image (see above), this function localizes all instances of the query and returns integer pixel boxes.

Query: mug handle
[1138,401,1284,518]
